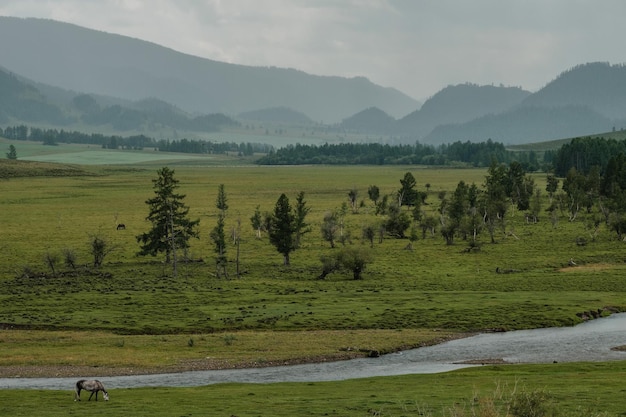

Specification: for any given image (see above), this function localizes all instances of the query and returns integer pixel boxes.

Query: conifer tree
[269,193,296,265]
[211,184,228,278]
[136,167,199,266]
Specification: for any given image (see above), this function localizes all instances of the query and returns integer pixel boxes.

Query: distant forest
[256,140,542,170]
[0,125,273,155]
[553,136,626,176]
[4,125,626,177]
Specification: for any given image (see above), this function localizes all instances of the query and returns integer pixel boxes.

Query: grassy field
[2,362,626,416]
[2,143,626,415]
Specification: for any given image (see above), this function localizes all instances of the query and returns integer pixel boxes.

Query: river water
[3,313,626,390]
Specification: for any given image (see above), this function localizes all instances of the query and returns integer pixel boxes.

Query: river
[2,313,626,390]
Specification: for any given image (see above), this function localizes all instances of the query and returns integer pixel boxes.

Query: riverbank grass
[1,361,625,416]
[0,328,457,376]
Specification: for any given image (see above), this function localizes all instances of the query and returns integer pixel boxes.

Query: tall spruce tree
[269,193,297,265]
[6,144,17,159]
[398,172,418,208]
[136,167,199,266]
[293,191,311,248]
[211,184,228,278]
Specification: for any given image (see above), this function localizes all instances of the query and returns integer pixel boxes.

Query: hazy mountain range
[0,16,416,124]
[1,16,625,145]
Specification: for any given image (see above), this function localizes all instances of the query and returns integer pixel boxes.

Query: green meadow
[1,140,626,415]
[2,362,626,416]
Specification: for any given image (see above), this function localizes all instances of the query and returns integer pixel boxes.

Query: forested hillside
[425,105,613,145]
[397,83,531,138]
[339,107,396,134]
[0,16,417,122]
[0,67,240,133]
[522,62,626,119]
[2,16,626,145]
[423,63,626,145]
[0,68,69,125]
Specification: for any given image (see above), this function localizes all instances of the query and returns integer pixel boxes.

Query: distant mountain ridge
[0,16,418,123]
[521,62,626,119]
[0,66,240,132]
[1,16,626,145]
[337,64,626,145]
[397,84,532,138]
[425,63,626,144]
[0,67,69,125]
[424,105,613,145]
[340,107,396,133]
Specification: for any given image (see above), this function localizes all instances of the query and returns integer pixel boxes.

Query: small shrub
[223,334,237,346]
[510,389,552,417]
[447,387,555,417]
[63,248,77,269]
[19,265,36,279]
[44,251,60,277]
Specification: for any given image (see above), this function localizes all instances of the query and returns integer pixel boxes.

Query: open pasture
[1,158,626,376]
[2,361,626,416]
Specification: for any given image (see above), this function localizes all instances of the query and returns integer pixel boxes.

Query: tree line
[255,140,541,169]
[0,125,273,155]
[552,136,626,177]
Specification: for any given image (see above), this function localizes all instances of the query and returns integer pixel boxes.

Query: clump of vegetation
[223,334,237,346]
[318,246,373,280]
[442,387,562,417]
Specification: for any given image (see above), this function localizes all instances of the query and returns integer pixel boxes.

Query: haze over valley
[1,16,625,146]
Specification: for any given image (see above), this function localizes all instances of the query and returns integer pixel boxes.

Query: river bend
[2,313,626,390]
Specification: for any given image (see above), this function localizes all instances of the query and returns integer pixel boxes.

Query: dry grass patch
[558,263,624,273]
[0,328,459,377]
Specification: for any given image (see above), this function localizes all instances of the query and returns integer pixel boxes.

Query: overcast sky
[1,0,624,100]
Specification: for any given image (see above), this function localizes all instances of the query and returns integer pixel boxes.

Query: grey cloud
[0,0,625,99]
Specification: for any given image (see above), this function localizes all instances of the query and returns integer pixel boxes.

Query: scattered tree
[546,174,559,204]
[317,254,340,280]
[269,193,296,265]
[367,185,380,207]
[482,161,509,243]
[63,248,77,270]
[317,246,373,280]
[384,201,411,238]
[44,251,59,276]
[375,194,389,215]
[293,191,311,248]
[250,205,265,238]
[6,144,17,159]
[136,167,200,267]
[211,184,228,278]
[337,246,372,280]
[348,187,359,213]
[398,172,418,208]
[90,234,115,268]
[321,210,340,248]
[362,224,376,248]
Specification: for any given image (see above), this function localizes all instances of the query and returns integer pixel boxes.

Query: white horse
[74,379,109,401]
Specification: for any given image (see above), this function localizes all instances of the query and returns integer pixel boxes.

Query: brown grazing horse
[74,379,109,401]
